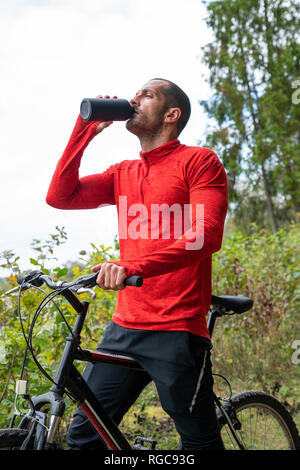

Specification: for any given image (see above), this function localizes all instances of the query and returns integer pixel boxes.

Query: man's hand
[92,262,127,290]
[95,95,117,134]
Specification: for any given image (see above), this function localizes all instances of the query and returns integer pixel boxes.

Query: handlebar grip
[124,275,143,287]
[70,272,143,288]
[17,271,44,288]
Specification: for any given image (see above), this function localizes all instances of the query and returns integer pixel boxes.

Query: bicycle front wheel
[0,427,63,450]
[218,391,300,450]
[0,429,33,450]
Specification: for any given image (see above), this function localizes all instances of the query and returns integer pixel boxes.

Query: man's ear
[164,107,181,125]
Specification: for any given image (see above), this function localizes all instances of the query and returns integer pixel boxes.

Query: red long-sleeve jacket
[46,116,228,338]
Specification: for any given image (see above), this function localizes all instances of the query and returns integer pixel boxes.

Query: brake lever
[55,279,96,298]
[2,283,32,297]
[2,286,19,296]
[75,287,96,298]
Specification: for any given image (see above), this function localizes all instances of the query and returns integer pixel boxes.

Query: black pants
[67,322,224,450]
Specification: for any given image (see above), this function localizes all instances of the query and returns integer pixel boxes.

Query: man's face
[126,80,168,137]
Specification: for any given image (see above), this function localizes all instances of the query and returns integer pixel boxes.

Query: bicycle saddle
[211,295,253,314]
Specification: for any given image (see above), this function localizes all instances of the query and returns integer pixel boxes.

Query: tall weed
[211,224,300,413]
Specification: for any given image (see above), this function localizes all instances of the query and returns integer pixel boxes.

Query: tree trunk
[236,17,278,232]
[261,163,278,232]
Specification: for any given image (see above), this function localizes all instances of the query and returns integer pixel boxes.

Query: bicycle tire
[0,429,33,450]
[0,427,64,450]
[217,390,300,450]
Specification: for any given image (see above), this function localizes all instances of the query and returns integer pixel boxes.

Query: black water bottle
[80,98,134,121]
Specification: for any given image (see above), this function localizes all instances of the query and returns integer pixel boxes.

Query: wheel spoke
[219,392,299,450]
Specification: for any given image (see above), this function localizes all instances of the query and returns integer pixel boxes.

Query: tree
[200,0,300,232]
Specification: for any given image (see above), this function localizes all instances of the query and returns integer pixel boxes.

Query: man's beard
[126,109,165,138]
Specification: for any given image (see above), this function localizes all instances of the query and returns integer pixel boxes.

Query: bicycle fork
[17,391,65,449]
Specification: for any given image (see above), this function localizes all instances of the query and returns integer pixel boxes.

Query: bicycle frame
[17,287,245,450]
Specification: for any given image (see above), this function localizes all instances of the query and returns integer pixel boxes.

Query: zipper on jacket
[140,153,149,205]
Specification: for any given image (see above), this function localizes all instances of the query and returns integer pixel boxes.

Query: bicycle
[0,270,299,450]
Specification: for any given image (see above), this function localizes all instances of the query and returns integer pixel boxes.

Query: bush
[211,223,300,415]
[0,228,118,429]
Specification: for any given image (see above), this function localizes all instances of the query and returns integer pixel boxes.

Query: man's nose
[130,95,139,107]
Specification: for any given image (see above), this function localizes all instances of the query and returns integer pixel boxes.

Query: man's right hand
[95,94,117,134]
[92,262,127,291]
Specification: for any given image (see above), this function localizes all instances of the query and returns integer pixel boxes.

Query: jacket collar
[139,139,181,164]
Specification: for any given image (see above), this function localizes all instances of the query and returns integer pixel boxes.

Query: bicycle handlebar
[16,270,143,292]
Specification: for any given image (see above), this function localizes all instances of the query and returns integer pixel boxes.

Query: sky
[0,0,214,276]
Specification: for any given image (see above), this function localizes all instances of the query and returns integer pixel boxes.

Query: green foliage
[0,225,299,446]
[0,227,118,428]
[30,226,68,272]
[211,223,300,414]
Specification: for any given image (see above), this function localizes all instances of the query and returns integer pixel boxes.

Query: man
[46,78,228,450]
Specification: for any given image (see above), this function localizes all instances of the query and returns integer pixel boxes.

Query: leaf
[53,267,68,278]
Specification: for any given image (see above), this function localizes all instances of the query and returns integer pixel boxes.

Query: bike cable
[17,282,84,401]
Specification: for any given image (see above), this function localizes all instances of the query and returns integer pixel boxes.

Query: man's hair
[151,78,191,135]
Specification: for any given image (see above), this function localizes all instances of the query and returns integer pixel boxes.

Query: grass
[119,382,179,450]
[119,378,300,450]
